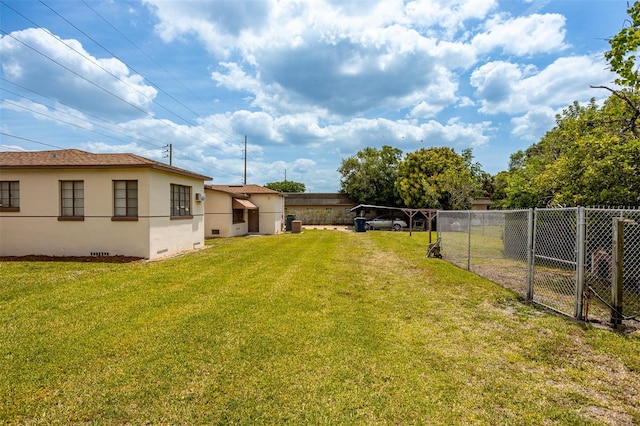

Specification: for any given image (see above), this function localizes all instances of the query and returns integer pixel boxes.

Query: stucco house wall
[0,149,210,259]
[203,189,248,238]
[204,184,284,237]
[249,191,285,234]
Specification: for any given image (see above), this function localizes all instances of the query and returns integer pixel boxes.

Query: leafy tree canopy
[264,180,306,193]
[395,147,482,209]
[496,97,640,207]
[605,1,640,90]
[337,145,403,206]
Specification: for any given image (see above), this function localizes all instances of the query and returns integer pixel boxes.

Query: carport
[349,204,437,241]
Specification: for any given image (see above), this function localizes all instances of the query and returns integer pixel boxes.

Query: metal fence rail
[437,207,640,329]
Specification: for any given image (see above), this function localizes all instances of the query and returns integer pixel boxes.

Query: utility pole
[244,135,247,185]
[163,144,173,165]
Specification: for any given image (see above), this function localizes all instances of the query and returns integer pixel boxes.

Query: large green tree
[605,1,640,90]
[496,96,640,207]
[395,147,482,209]
[264,180,306,193]
[338,145,402,205]
[495,2,640,208]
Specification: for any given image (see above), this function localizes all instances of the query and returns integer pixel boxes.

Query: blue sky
[0,0,630,191]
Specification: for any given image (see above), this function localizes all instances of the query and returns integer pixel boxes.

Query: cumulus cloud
[470,55,614,115]
[510,107,558,141]
[473,13,568,55]
[0,28,157,120]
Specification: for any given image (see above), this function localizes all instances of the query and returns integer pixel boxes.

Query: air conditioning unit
[195,193,205,202]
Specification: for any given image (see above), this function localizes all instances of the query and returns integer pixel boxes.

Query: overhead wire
[1,90,165,149]
[0,132,66,149]
[1,2,218,150]
[38,0,240,146]
[80,0,240,143]
[0,0,251,171]
[1,77,165,149]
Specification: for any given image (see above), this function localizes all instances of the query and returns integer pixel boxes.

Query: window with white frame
[0,181,19,211]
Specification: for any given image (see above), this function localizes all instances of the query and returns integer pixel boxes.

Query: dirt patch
[0,255,144,263]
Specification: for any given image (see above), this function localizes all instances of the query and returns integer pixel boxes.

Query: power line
[1,77,164,149]
[80,0,240,143]
[0,132,66,149]
[0,1,248,166]
[0,28,211,150]
[1,92,163,149]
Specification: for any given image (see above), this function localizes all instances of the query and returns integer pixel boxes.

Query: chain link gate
[583,208,640,327]
[531,208,580,317]
[437,208,640,329]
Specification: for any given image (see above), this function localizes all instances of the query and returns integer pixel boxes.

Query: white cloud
[510,107,558,141]
[473,13,568,55]
[470,55,614,115]
[0,28,157,120]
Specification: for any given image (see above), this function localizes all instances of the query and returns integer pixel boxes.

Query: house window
[0,181,19,211]
[233,209,244,224]
[113,180,138,219]
[60,181,84,219]
[171,184,191,218]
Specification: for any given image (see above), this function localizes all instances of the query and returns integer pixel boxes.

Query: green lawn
[1,230,639,425]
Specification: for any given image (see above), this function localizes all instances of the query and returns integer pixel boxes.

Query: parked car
[365,216,408,231]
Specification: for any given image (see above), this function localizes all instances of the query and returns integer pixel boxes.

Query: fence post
[574,207,586,320]
[526,208,534,301]
[467,210,472,270]
[611,217,631,327]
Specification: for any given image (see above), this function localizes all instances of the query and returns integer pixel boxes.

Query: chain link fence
[437,207,640,330]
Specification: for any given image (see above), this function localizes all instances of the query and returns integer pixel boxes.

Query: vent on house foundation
[157,248,168,254]
[211,229,220,235]
[91,252,109,257]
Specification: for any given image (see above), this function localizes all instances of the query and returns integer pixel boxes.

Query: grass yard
[1,230,640,425]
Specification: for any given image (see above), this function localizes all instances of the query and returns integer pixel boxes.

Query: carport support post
[611,217,625,327]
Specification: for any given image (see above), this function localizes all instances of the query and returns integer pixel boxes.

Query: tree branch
[591,85,640,137]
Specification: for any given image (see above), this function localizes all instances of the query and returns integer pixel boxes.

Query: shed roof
[0,149,211,180]
[206,184,281,196]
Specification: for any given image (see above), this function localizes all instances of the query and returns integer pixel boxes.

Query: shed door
[248,209,259,233]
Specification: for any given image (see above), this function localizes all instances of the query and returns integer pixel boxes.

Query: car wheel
[393,223,401,231]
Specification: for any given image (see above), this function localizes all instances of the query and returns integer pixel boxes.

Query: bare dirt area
[0,255,144,263]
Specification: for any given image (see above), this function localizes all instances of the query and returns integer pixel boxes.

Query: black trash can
[354,217,367,232]
[286,214,296,232]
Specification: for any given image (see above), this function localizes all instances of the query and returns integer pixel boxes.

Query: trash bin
[286,214,296,232]
[354,217,367,232]
[292,220,302,234]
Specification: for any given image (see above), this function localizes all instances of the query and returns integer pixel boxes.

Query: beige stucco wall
[0,167,205,259]
[147,170,206,257]
[203,189,247,238]
[248,193,285,235]
[203,190,285,237]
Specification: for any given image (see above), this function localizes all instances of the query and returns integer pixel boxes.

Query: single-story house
[204,184,285,237]
[284,192,356,225]
[0,149,211,259]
